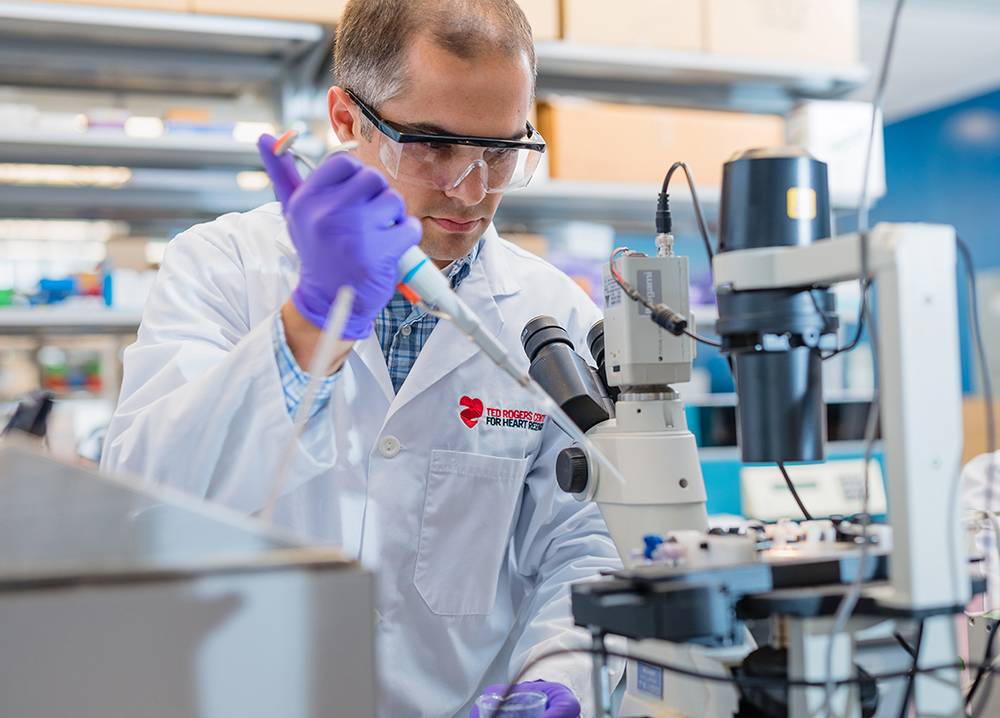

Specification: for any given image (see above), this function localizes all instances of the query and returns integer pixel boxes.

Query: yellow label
[787,187,817,220]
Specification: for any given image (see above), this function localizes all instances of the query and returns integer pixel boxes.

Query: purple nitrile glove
[257,133,422,338]
[470,681,581,718]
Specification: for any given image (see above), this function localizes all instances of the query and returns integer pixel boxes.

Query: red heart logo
[459,396,483,428]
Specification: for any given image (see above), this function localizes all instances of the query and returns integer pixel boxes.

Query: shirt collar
[443,237,484,291]
[386,237,484,317]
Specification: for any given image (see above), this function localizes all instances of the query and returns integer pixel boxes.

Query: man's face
[329,34,534,268]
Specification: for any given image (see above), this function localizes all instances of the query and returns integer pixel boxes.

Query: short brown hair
[334,0,537,114]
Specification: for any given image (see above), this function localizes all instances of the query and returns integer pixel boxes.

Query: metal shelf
[0,308,142,335]
[0,0,330,95]
[496,180,864,234]
[496,180,718,234]
[0,181,273,235]
[535,42,870,114]
[0,129,263,169]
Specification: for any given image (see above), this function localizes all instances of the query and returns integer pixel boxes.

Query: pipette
[262,285,355,524]
[272,129,358,170]
[269,132,526,379]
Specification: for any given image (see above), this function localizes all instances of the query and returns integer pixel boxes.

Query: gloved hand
[470,680,580,718]
[257,133,422,338]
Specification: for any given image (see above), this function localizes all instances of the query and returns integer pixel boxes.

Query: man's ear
[328,86,358,142]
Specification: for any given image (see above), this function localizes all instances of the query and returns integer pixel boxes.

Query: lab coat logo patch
[459,396,484,428]
[459,397,546,430]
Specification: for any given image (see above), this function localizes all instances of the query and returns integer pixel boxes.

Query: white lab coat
[102,202,622,718]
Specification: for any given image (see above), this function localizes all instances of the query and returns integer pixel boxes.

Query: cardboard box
[704,0,860,65]
[503,233,549,258]
[536,98,785,187]
[787,100,886,206]
[190,0,553,37]
[562,0,702,51]
[33,0,189,12]
[520,0,560,41]
[193,0,345,22]
[963,398,1000,467]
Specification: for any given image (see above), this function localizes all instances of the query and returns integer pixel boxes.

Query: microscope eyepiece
[521,316,611,435]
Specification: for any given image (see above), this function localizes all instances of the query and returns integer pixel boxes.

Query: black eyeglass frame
[345,89,546,153]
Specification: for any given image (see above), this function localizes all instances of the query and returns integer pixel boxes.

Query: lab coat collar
[353,333,395,403]
[378,224,518,417]
[478,223,521,298]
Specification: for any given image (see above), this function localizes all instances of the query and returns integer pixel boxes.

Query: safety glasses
[345,89,545,195]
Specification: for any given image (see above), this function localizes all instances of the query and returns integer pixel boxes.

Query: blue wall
[870,88,1000,391]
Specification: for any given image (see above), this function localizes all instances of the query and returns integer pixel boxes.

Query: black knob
[556,446,589,494]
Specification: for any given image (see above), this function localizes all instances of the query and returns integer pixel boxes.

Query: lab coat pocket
[414,449,529,616]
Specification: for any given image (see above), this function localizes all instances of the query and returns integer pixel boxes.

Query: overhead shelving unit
[497,181,720,235]
[0,0,330,95]
[0,128,263,169]
[534,41,869,114]
[0,0,324,234]
[0,308,142,335]
[496,181,862,235]
[0,183,273,234]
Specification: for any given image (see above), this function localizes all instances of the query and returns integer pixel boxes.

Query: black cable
[956,234,999,715]
[858,0,905,235]
[893,631,917,660]
[682,328,721,348]
[897,620,925,718]
[824,295,881,708]
[967,619,999,710]
[823,280,872,361]
[661,162,681,194]
[957,235,998,524]
[659,161,715,269]
[827,5,902,694]
[974,669,997,718]
[777,461,814,520]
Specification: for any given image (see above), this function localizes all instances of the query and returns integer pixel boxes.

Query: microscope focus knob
[556,446,589,494]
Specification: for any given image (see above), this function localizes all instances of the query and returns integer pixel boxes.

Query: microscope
[522,149,976,718]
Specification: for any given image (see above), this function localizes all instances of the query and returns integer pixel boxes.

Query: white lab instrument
[715,221,968,718]
[530,153,971,718]
[740,460,889,523]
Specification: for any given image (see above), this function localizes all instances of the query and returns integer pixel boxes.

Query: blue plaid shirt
[274,240,482,418]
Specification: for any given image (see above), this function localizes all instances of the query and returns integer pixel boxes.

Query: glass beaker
[475,690,546,718]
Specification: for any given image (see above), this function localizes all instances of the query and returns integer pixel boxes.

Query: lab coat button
[379,435,400,458]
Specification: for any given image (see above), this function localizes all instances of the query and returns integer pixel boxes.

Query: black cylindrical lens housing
[716,149,838,464]
[521,316,610,433]
[586,320,619,404]
[719,148,831,252]
[733,348,825,463]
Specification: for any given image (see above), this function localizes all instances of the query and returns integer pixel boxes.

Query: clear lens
[377,134,542,194]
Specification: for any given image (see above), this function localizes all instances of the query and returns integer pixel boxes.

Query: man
[102,0,622,716]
